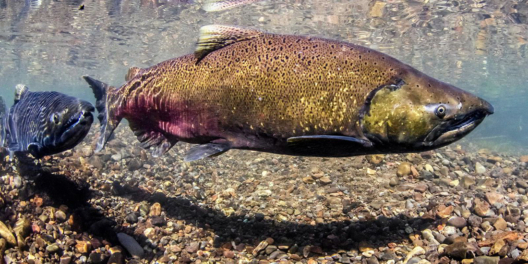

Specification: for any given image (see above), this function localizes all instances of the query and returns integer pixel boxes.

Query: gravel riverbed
[0,127,527,264]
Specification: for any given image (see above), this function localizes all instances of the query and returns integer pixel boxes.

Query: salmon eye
[51,113,60,124]
[435,105,446,119]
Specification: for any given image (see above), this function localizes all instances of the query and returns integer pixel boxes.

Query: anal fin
[130,122,177,158]
[184,142,230,162]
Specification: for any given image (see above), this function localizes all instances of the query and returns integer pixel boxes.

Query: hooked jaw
[59,103,94,146]
[35,108,94,158]
[422,98,494,148]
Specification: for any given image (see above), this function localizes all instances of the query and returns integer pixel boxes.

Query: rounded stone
[397,162,412,177]
[447,217,467,228]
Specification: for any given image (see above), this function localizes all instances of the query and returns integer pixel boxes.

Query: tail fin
[0,96,5,147]
[82,76,123,152]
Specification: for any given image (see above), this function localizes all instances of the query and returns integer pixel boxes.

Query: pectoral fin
[287,135,373,148]
[184,142,230,162]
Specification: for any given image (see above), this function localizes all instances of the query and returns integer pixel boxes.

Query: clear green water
[0,0,526,154]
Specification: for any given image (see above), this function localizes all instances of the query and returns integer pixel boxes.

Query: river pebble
[0,126,526,263]
[117,233,144,258]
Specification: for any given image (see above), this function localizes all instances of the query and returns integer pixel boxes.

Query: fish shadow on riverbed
[12,153,92,209]
[114,182,437,255]
[31,171,91,209]
[13,162,437,259]
[17,165,121,246]
[13,155,435,257]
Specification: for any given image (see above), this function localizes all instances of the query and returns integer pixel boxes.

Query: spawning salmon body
[86,25,493,160]
[126,37,388,139]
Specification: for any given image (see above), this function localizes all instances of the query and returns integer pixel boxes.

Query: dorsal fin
[195,25,263,62]
[125,67,141,82]
[14,84,29,104]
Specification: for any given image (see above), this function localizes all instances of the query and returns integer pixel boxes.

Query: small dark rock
[445,242,467,259]
[150,216,166,226]
[128,159,143,171]
[126,213,138,224]
[288,244,298,254]
[468,215,483,227]
[448,217,467,228]
[255,213,265,222]
[55,211,67,222]
[498,258,515,264]
[419,170,434,180]
[380,250,397,261]
[179,254,192,263]
[88,252,104,263]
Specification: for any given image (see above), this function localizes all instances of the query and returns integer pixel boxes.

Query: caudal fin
[0,96,5,147]
[82,76,122,152]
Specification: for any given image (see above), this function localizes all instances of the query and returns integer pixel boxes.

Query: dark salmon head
[8,85,95,158]
[38,97,94,157]
[361,69,494,152]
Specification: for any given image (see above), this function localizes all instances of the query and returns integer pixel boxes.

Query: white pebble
[475,162,486,174]
[442,226,457,236]
[404,246,425,263]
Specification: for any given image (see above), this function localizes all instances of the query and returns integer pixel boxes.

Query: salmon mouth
[423,107,493,147]
[58,102,95,148]
[61,111,93,142]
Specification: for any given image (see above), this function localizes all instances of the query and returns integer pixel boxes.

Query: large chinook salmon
[84,25,494,161]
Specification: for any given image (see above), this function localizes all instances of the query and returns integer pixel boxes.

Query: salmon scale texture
[84,25,493,161]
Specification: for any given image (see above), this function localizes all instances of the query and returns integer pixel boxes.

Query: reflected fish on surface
[202,0,262,12]
[84,25,494,162]
[0,85,94,159]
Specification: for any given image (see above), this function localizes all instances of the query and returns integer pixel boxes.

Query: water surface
[0,0,526,154]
